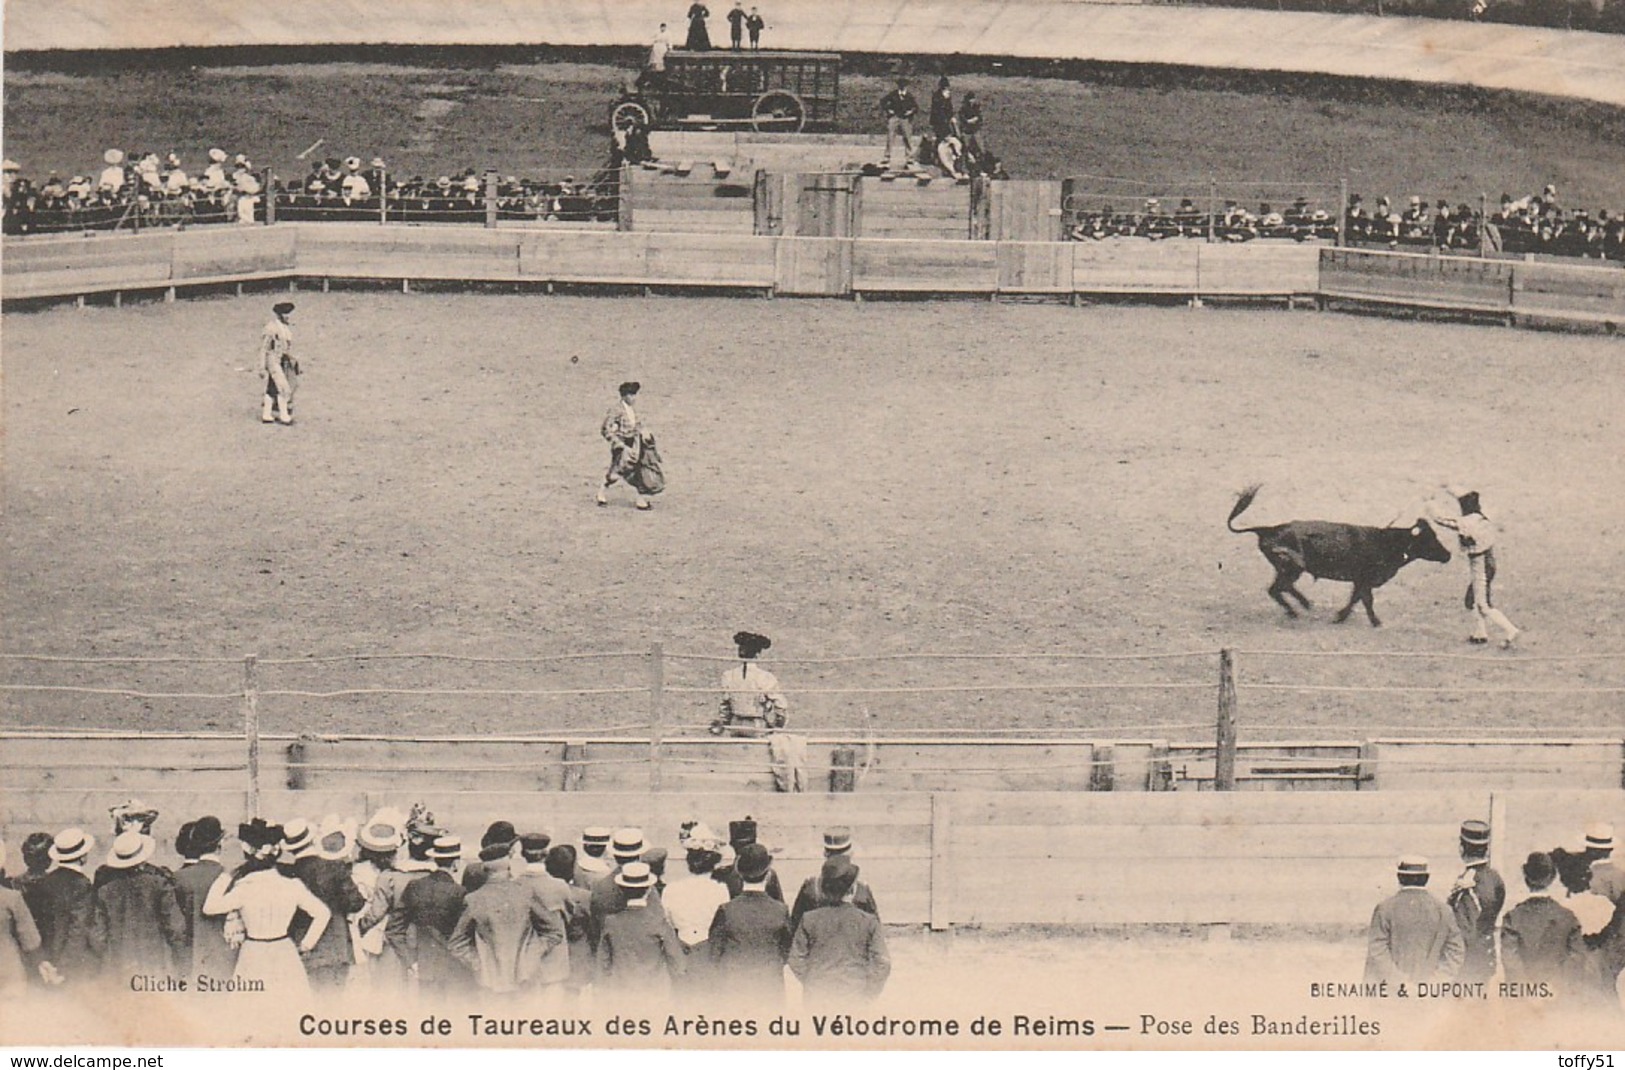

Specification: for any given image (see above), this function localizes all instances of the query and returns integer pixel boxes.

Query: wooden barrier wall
[4,226,1618,328]
[1513,260,1625,325]
[624,168,756,235]
[1320,247,1515,314]
[858,179,972,241]
[8,776,1612,927]
[2,232,183,300]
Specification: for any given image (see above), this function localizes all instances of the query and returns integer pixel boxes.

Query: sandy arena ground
[2,292,1622,740]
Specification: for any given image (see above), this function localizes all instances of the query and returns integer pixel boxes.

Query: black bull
[1227,485,1452,626]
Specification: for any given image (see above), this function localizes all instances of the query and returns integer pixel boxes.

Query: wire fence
[3,644,1622,753]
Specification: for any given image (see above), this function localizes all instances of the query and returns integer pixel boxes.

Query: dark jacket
[596,900,684,998]
[28,867,108,984]
[716,864,783,903]
[97,863,186,976]
[173,859,233,979]
[401,869,471,990]
[291,855,366,978]
[790,872,879,934]
[788,901,890,1005]
[1447,862,1506,982]
[1502,895,1585,988]
[709,889,791,1001]
[588,866,663,950]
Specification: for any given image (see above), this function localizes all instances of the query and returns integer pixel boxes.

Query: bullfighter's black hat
[734,631,771,659]
[618,381,641,396]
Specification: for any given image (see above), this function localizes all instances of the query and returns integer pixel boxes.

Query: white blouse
[203,869,331,949]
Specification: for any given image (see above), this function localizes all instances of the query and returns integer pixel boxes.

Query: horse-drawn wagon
[612,50,840,134]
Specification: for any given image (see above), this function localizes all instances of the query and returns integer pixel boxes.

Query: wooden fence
[3,225,1619,328]
[1,777,1617,928]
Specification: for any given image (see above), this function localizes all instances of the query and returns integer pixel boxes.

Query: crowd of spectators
[2,148,265,236]
[0,801,892,1008]
[1,149,619,236]
[5,145,1623,263]
[1065,183,1625,260]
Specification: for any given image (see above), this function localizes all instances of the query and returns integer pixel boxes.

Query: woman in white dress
[203,819,330,997]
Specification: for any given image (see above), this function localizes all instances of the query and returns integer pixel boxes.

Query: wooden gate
[756,172,857,237]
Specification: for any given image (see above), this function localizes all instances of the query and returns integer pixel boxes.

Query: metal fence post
[1215,648,1238,791]
[485,172,499,229]
[648,641,665,791]
[263,169,276,225]
[242,654,261,816]
[381,169,389,225]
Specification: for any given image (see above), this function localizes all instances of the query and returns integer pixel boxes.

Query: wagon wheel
[611,100,652,132]
[751,90,806,133]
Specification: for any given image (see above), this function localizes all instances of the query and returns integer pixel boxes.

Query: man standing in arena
[1431,487,1520,648]
[259,301,298,425]
[598,381,651,510]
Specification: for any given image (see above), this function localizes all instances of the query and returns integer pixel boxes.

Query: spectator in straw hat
[402,835,474,994]
[589,828,660,950]
[708,842,790,1005]
[595,862,684,1000]
[1447,819,1504,983]
[0,837,42,998]
[1502,852,1585,993]
[287,818,366,990]
[450,845,564,994]
[32,829,107,987]
[575,827,615,888]
[791,826,880,934]
[98,828,187,977]
[1584,823,1623,904]
[98,149,126,192]
[1364,856,1464,984]
[356,809,429,989]
[789,855,890,1007]
[394,832,471,988]
[173,817,234,980]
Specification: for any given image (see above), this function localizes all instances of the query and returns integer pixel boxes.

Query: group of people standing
[676,4,768,52]
[1365,818,1625,1010]
[0,801,889,1009]
[879,76,989,178]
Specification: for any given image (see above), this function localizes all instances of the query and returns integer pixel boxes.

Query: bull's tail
[1227,483,1265,533]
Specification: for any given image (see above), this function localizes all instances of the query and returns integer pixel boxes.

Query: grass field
[6,52,1625,211]
[2,293,1621,739]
